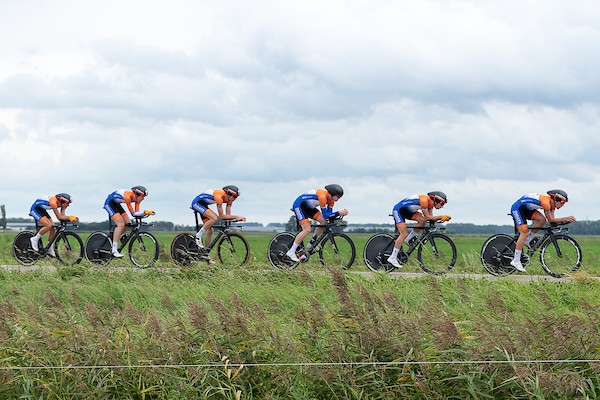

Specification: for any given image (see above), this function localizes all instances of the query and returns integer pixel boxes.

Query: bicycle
[267,216,356,270]
[84,212,159,268]
[480,221,582,278]
[363,220,456,275]
[170,211,250,267]
[12,220,84,266]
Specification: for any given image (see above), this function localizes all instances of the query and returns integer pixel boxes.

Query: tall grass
[2,266,600,398]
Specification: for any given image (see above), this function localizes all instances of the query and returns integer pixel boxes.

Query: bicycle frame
[193,212,241,252]
[297,218,346,259]
[34,220,78,253]
[109,216,152,252]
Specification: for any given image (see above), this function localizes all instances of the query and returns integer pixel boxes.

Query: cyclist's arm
[52,206,70,222]
[544,210,576,223]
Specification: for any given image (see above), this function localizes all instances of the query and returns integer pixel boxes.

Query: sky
[2,0,600,226]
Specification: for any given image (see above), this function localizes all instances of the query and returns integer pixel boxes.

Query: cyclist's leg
[192,203,214,247]
[287,203,315,261]
[510,206,538,271]
[30,208,53,251]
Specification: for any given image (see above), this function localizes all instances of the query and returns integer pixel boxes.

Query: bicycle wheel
[128,232,159,268]
[417,233,457,275]
[12,231,41,266]
[54,231,84,265]
[480,234,516,276]
[267,232,300,270]
[318,232,356,270]
[539,234,582,278]
[217,232,250,267]
[170,233,201,267]
[363,233,395,272]
[85,232,113,265]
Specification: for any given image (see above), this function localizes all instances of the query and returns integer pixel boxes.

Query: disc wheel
[170,233,201,267]
[363,233,395,272]
[480,234,516,276]
[85,232,113,265]
[12,231,42,266]
[267,232,300,270]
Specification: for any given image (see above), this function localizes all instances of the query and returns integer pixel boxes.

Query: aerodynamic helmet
[55,193,72,204]
[428,191,447,205]
[325,184,344,198]
[223,185,240,198]
[132,186,148,197]
[547,189,568,203]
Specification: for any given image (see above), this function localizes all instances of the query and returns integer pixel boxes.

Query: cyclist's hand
[440,215,451,222]
[132,211,144,217]
[144,209,155,216]
[339,209,349,217]
[236,216,247,222]
[68,215,79,222]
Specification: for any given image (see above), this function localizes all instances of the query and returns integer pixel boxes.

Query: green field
[2,230,600,276]
[2,229,600,397]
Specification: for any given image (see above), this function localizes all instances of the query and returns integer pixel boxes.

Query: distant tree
[0,205,6,230]
[285,215,298,232]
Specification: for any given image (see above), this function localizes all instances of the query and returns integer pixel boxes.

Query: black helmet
[132,186,148,196]
[55,193,72,204]
[428,191,447,205]
[325,184,344,198]
[223,185,240,197]
[547,189,568,203]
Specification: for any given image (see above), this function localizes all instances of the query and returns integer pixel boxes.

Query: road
[1,264,594,282]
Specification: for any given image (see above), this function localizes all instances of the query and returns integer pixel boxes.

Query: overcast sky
[2,0,600,226]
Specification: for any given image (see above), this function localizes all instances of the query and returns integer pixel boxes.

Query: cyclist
[509,189,576,272]
[286,184,349,262]
[103,186,150,258]
[387,191,451,269]
[29,193,78,256]
[191,185,246,248]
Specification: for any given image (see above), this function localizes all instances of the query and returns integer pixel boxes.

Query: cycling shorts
[511,205,538,227]
[392,207,417,225]
[29,206,51,222]
[104,200,126,218]
[293,202,321,222]
[192,201,214,222]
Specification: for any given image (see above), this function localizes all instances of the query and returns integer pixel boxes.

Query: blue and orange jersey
[511,193,553,212]
[30,196,61,211]
[105,189,140,214]
[393,194,434,213]
[293,189,338,219]
[191,189,231,207]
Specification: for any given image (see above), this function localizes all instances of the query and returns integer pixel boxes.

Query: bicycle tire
[318,232,356,270]
[539,234,582,278]
[54,231,84,265]
[417,233,457,275]
[128,232,159,268]
[217,232,250,267]
[84,231,113,265]
[363,233,396,272]
[170,233,201,267]
[480,234,516,276]
[267,232,300,270]
[12,231,41,266]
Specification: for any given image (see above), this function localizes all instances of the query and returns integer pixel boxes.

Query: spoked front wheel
[363,233,395,272]
[85,232,113,265]
[217,232,250,267]
[318,233,356,270]
[54,231,84,265]
[417,233,457,275]
[267,232,300,270]
[540,234,582,278]
[128,232,159,268]
[12,231,42,266]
